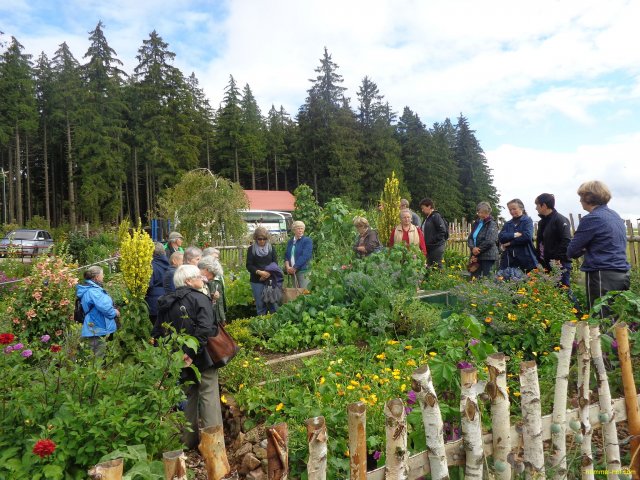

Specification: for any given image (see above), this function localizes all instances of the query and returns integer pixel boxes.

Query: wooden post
[267,422,289,480]
[577,322,594,480]
[411,365,448,479]
[88,458,124,480]
[551,322,577,478]
[199,425,231,480]
[306,416,327,480]
[347,402,367,480]
[519,360,545,478]
[162,450,187,480]
[460,367,483,479]
[616,323,640,480]
[486,353,511,479]
[384,398,408,480]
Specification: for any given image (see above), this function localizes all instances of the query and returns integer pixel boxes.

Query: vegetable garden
[1,198,640,479]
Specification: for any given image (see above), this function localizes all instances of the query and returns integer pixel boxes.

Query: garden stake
[460,367,484,479]
[411,364,448,479]
[306,416,328,480]
[615,322,640,480]
[383,398,409,480]
[486,353,511,479]
[347,401,367,480]
[519,360,545,478]
[198,425,231,480]
[162,450,187,480]
[590,325,622,478]
[267,422,289,480]
[88,458,124,479]
[551,321,577,478]
[576,321,594,480]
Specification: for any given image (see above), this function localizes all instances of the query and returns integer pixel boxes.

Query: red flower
[0,333,15,345]
[50,344,62,353]
[33,439,56,458]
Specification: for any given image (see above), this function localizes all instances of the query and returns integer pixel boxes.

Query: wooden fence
[90,321,640,479]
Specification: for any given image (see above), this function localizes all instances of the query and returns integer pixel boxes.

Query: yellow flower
[572,307,578,314]
[581,314,590,320]
[429,352,437,357]
[220,395,227,404]
[362,384,371,391]
[319,377,325,385]
[400,384,407,392]
[513,392,521,397]
[404,345,413,350]
[242,360,249,368]
[485,317,492,323]
[508,313,517,321]
[322,332,331,340]
[470,303,477,307]
[356,373,362,379]
[387,339,399,345]
[554,346,561,351]
[275,403,284,411]
[345,449,350,457]
[347,385,355,390]
[406,359,417,367]
[376,353,386,360]
[350,380,360,386]
[239,383,244,389]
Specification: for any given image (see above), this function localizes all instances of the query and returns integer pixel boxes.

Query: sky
[3,0,640,222]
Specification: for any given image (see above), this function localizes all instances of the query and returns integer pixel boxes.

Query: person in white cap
[165,231,184,258]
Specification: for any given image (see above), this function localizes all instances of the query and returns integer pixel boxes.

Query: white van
[240,210,293,240]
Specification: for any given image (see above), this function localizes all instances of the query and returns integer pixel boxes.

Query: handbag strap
[287,273,300,288]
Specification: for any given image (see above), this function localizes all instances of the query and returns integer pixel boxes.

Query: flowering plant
[32,438,56,458]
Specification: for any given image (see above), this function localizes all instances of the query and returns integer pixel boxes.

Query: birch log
[590,324,621,479]
[460,367,483,479]
[411,365,449,479]
[615,323,640,480]
[267,422,289,480]
[88,458,124,480]
[306,416,327,480]
[348,402,367,480]
[577,322,594,480]
[551,321,577,478]
[519,360,545,478]
[199,425,231,480]
[163,450,187,480]
[384,398,409,480]
[486,353,511,479]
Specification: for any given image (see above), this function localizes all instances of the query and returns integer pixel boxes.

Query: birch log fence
[91,321,640,480]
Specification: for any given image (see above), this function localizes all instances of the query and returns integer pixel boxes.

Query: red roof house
[244,190,295,212]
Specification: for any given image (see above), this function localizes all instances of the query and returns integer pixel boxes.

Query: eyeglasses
[256,237,267,241]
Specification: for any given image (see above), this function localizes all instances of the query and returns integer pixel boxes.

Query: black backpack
[74,297,93,324]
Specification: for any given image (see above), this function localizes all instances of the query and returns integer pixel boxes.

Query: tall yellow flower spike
[119,219,154,300]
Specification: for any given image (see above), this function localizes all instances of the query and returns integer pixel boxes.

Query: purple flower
[469,338,480,347]
[40,334,51,343]
[372,450,381,460]
[13,343,24,351]
[612,339,618,350]
[405,406,413,415]
[407,390,417,405]
[457,361,473,370]
[21,349,33,358]
[3,346,13,354]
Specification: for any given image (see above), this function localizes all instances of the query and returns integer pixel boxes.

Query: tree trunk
[274,154,278,190]
[519,360,545,478]
[43,119,51,224]
[66,114,76,227]
[8,147,15,223]
[234,147,240,184]
[206,136,211,171]
[347,401,367,480]
[88,458,123,479]
[251,158,256,190]
[460,367,483,479]
[199,425,231,480]
[15,125,23,225]
[577,322,594,480]
[306,416,327,480]
[411,365,448,479]
[551,322,577,478]
[25,135,31,220]
[267,422,289,480]
[486,353,511,479]
[162,450,187,480]
[384,398,408,480]
[133,147,140,221]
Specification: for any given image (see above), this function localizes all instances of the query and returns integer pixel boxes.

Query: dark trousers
[471,260,495,279]
[426,243,446,268]
[586,269,631,317]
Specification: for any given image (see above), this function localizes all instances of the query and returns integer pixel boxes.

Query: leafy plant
[377,171,401,246]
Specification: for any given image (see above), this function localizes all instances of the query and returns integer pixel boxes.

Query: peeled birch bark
[306,416,327,480]
[384,398,409,480]
[576,322,594,480]
[519,360,545,478]
[162,450,187,480]
[411,365,449,479]
[486,353,511,479]
[460,367,484,479]
[267,422,289,480]
[615,323,640,480]
[347,402,367,480]
[88,458,124,479]
[199,425,231,480]
[551,321,577,479]
[590,325,622,478]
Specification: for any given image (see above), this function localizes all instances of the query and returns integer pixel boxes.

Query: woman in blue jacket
[284,221,313,289]
[76,265,120,356]
[498,198,539,273]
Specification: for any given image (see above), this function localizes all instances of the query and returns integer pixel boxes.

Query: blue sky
[3,0,640,220]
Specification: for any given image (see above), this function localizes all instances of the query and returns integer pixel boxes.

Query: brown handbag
[206,323,239,368]
[282,274,305,304]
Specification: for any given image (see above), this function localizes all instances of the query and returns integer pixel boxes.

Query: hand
[212,290,220,300]
[114,309,120,317]
[472,247,480,256]
[356,246,366,253]
[286,266,296,274]
[514,232,522,238]
[183,354,193,367]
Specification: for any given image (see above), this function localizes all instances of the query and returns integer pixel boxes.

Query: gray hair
[292,220,305,230]
[399,208,412,220]
[198,256,224,277]
[173,264,201,288]
[202,247,220,258]
[153,242,165,257]
[169,251,184,266]
[476,202,492,215]
[353,216,370,228]
[84,265,104,281]
[183,246,203,265]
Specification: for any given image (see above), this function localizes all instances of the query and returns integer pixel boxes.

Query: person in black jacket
[467,202,499,278]
[246,226,278,315]
[154,264,222,449]
[420,197,448,268]
[534,193,573,287]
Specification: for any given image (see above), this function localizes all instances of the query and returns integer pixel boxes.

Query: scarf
[252,241,272,257]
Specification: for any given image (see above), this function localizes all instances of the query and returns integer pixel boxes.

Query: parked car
[0,229,54,257]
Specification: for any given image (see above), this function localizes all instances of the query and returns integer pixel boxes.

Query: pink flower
[407,390,417,405]
[21,349,33,358]
[3,346,13,354]
[372,450,381,460]
[13,343,24,351]
[32,291,43,301]
[26,309,37,319]
[59,298,70,307]
[469,338,480,347]
[40,335,51,343]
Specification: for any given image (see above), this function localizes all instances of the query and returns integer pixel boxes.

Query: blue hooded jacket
[76,280,118,337]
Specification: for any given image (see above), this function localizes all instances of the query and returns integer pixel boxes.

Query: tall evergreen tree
[214,75,243,183]
[33,52,54,224]
[265,105,292,190]
[396,107,429,206]
[239,84,266,190]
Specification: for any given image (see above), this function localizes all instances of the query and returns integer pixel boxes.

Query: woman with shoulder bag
[498,198,539,273]
[467,202,499,278]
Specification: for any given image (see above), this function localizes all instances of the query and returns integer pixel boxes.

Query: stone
[239,453,261,474]
[234,442,253,459]
[244,425,265,444]
[246,467,265,480]
[230,431,245,451]
[252,446,267,460]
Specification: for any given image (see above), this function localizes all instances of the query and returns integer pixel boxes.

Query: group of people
[466,180,630,313]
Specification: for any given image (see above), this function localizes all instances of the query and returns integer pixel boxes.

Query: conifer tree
[214,75,243,183]
[240,84,266,189]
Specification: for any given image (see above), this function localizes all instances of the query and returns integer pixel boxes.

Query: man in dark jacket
[534,193,572,287]
[420,197,448,268]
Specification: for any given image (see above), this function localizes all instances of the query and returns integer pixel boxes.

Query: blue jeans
[251,282,278,315]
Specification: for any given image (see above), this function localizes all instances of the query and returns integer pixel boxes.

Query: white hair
[173,264,201,288]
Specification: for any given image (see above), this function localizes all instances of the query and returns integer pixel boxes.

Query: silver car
[0,229,54,257]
